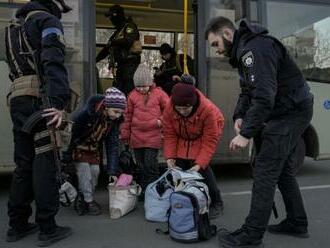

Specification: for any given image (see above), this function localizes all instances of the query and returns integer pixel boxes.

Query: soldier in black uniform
[5,0,72,246]
[205,17,313,247]
[96,5,141,95]
[154,43,195,96]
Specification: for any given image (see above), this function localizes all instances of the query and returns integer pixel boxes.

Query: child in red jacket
[163,74,225,219]
[121,64,169,192]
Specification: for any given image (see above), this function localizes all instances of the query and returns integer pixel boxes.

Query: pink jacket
[121,85,169,149]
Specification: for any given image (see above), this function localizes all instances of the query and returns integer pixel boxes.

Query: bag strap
[129,183,142,196]
[60,191,72,207]
[19,11,48,71]
[24,10,47,22]
[155,228,169,235]
[6,23,24,77]
[152,168,174,186]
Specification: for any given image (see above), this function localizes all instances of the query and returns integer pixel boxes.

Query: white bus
[0,0,329,174]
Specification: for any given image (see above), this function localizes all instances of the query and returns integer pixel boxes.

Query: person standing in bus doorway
[96,5,141,96]
[205,17,313,247]
[154,43,195,96]
[5,0,73,246]
[162,74,225,219]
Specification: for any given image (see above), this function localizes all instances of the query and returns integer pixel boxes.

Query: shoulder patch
[126,27,134,34]
[242,51,254,67]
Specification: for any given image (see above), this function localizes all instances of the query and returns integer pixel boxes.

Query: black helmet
[105,5,124,18]
[105,5,126,27]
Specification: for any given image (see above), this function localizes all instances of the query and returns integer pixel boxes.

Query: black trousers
[114,61,140,96]
[175,159,223,207]
[134,148,160,191]
[244,99,313,238]
[8,96,59,233]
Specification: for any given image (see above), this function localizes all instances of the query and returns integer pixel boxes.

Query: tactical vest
[116,23,142,55]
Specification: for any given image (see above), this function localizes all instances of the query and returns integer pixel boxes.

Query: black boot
[6,223,39,242]
[268,219,309,238]
[37,226,72,247]
[218,228,264,248]
[209,202,224,219]
[86,201,102,216]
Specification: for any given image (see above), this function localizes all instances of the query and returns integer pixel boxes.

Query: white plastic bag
[108,180,141,219]
[59,181,77,206]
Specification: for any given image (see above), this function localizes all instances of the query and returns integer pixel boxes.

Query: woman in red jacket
[121,64,169,193]
[163,75,225,218]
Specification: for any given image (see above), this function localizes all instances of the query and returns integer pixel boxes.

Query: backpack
[145,169,205,223]
[5,11,79,112]
[167,180,217,243]
[5,11,45,81]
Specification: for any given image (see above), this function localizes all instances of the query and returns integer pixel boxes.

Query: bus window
[266,1,330,84]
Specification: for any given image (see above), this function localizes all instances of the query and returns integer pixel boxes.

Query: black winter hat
[159,43,174,55]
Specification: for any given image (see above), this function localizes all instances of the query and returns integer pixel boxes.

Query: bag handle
[129,183,142,196]
[108,175,118,186]
[151,168,174,186]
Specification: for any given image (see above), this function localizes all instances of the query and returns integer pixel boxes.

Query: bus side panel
[208,59,250,164]
[308,81,330,160]
[0,61,14,168]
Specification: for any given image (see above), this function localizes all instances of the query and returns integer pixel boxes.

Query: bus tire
[291,137,306,176]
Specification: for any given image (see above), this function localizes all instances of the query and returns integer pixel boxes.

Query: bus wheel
[291,138,306,176]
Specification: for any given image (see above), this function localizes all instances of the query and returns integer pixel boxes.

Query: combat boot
[86,201,102,215]
[6,223,39,242]
[268,219,309,238]
[218,227,264,248]
[37,226,72,247]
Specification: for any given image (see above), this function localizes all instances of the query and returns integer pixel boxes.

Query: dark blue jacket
[64,95,122,175]
[14,2,70,109]
[230,21,313,139]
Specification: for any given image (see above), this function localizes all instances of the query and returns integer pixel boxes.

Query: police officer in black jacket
[5,0,72,246]
[96,5,141,95]
[205,17,313,247]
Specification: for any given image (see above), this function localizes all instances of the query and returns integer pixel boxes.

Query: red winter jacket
[163,90,225,169]
[121,85,169,149]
